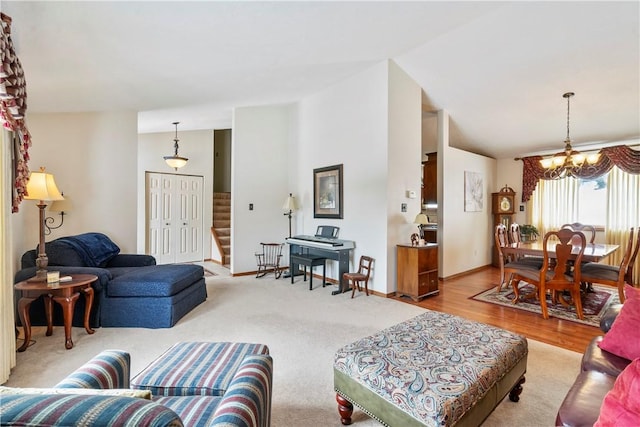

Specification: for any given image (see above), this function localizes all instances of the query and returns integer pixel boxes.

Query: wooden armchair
[255,243,284,279]
[494,224,541,292]
[581,228,637,303]
[511,229,587,320]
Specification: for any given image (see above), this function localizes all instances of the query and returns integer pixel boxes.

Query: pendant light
[539,92,600,179]
[164,121,188,170]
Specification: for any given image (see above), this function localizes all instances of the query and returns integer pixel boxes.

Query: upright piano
[285,234,355,295]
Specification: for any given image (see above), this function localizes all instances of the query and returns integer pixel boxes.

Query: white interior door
[175,175,203,263]
[147,172,203,264]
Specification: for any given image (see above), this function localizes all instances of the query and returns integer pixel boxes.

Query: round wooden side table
[14,273,98,351]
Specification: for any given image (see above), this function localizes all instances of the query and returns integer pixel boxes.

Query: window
[577,175,608,227]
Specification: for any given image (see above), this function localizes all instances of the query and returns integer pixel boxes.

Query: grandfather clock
[491,185,516,267]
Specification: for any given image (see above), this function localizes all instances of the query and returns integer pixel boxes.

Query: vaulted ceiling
[3,1,638,160]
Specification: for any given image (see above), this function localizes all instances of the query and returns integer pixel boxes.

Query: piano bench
[290,254,327,290]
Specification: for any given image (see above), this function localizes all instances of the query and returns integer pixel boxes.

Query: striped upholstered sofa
[0,348,273,426]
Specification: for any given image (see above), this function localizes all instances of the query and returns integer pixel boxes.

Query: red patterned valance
[1,12,31,213]
[520,145,640,202]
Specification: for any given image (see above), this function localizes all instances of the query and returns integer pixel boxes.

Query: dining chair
[511,229,587,320]
[561,222,596,244]
[494,224,542,292]
[345,255,373,298]
[580,228,637,303]
[625,229,640,287]
[510,223,545,265]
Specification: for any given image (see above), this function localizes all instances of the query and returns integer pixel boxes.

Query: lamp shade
[24,169,64,202]
[164,156,188,169]
[283,194,297,211]
[414,213,429,225]
[49,196,72,213]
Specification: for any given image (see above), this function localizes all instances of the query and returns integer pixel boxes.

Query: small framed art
[313,164,343,219]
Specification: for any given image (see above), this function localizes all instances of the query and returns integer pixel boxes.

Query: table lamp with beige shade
[24,167,64,281]
[414,212,429,241]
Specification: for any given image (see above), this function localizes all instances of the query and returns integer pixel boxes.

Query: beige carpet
[7,264,583,426]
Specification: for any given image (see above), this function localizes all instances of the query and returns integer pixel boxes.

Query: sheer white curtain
[527,177,579,238]
[606,167,640,284]
[528,168,640,285]
[1,129,17,383]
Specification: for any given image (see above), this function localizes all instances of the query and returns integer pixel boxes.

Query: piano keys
[285,235,355,295]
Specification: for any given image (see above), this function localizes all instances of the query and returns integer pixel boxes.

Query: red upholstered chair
[345,256,373,298]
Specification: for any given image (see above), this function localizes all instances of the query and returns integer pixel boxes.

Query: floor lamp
[24,167,65,281]
[282,193,298,278]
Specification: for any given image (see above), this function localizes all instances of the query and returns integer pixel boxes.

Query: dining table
[501,240,619,263]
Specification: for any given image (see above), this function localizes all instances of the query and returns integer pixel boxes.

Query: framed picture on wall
[464,171,483,212]
[313,164,343,219]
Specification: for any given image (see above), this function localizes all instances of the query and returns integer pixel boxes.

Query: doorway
[146,172,204,264]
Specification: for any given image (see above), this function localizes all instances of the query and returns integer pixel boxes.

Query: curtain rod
[514,141,640,161]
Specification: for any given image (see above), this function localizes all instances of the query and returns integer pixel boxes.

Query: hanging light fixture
[539,92,600,179]
[164,121,188,170]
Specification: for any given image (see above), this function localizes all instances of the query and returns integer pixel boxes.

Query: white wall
[439,110,497,278]
[294,60,422,294]
[13,111,138,268]
[231,105,292,274]
[497,158,527,225]
[387,60,423,291]
[296,61,389,289]
[137,129,214,258]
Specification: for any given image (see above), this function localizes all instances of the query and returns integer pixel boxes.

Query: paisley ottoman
[333,310,528,426]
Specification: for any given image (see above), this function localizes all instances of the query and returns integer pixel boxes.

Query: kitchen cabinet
[396,244,439,301]
[422,152,437,205]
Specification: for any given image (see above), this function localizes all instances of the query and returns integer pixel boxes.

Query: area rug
[471,282,620,327]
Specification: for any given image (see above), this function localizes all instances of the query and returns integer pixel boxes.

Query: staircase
[212,192,231,266]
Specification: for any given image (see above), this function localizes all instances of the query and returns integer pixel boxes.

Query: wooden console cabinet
[396,244,439,301]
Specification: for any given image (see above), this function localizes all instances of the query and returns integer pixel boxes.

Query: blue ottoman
[131,342,270,397]
[334,310,528,426]
[100,264,207,328]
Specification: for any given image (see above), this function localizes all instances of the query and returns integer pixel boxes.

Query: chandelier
[164,121,188,170]
[539,92,600,179]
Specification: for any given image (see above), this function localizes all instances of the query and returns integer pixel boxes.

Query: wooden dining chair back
[581,228,636,303]
[494,224,542,292]
[541,229,587,319]
[561,222,596,244]
[626,228,640,287]
[509,223,544,266]
[255,243,284,279]
[509,223,522,244]
[345,256,373,298]
[511,229,586,320]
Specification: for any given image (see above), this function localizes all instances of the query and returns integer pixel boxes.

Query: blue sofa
[0,348,273,426]
[14,233,207,328]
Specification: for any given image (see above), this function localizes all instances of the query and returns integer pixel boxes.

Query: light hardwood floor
[391,266,603,354]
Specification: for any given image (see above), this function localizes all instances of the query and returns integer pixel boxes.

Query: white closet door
[175,175,203,263]
[146,173,203,264]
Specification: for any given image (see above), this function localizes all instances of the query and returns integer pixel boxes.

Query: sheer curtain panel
[606,167,640,284]
[1,128,16,382]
